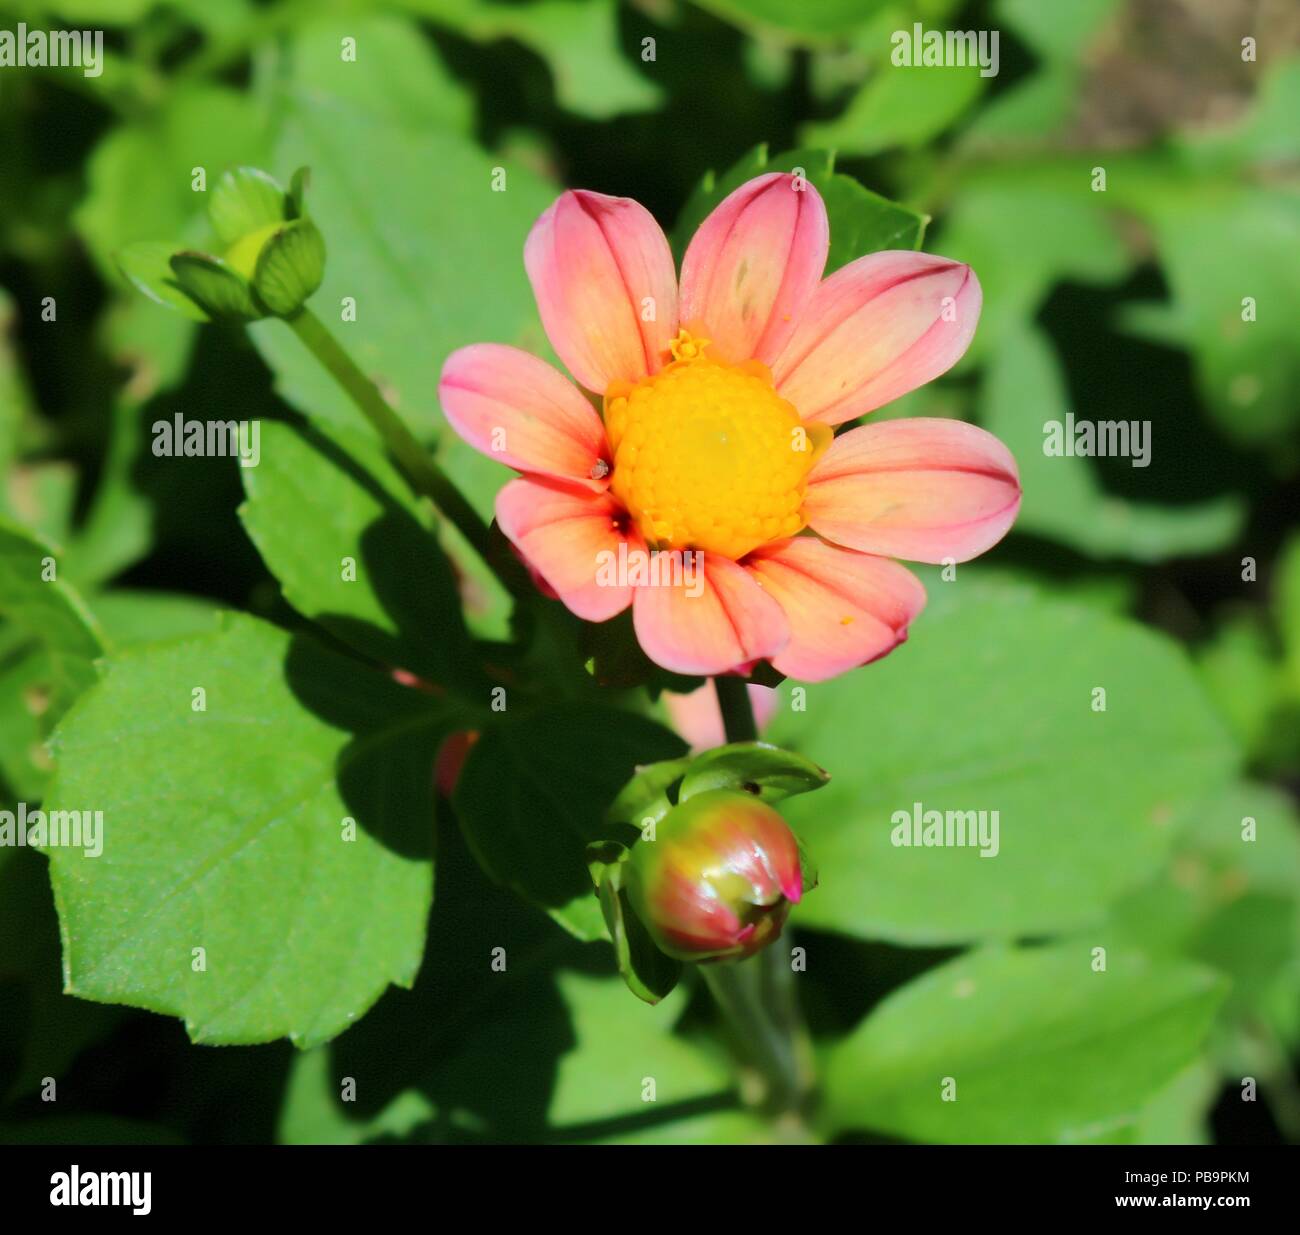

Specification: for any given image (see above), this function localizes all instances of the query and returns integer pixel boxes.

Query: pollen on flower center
[604,330,827,560]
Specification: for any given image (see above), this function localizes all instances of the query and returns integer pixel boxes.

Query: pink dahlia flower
[439,173,1020,681]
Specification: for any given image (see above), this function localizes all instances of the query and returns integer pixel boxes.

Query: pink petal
[663,681,779,752]
[439,344,609,488]
[772,251,981,425]
[679,173,829,365]
[633,554,789,676]
[495,477,639,621]
[803,419,1020,564]
[524,189,678,393]
[746,538,926,682]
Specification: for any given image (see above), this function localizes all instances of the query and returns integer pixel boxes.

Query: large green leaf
[400,0,662,120]
[980,324,1243,561]
[249,91,556,434]
[807,63,986,155]
[239,419,484,695]
[768,580,1237,943]
[1105,783,1300,1033]
[1139,187,1300,447]
[821,942,1227,1143]
[280,821,754,1143]
[935,181,1130,363]
[673,146,927,272]
[43,613,474,1047]
[452,703,687,940]
[286,14,473,132]
[546,973,745,1141]
[692,0,892,41]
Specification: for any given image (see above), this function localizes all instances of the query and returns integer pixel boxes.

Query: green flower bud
[116,166,324,323]
[625,788,803,962]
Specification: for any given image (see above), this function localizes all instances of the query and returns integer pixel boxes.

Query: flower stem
[284,306,520,595]
[715,675,758,743]
[701,953,814,1124]
[706,674,816,1125]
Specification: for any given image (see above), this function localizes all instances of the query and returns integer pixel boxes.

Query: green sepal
[586,840,681,1005]
[116,243,211,321]
[210,166,287,246]
[796,832,820,894]
[606,755,693,833]
[287,166,311,220]
[678,741,830,806]
[169,252,259,321]
[252,219,326,317]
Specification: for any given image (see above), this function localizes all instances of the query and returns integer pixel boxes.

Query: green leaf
[116,243,210,322]
[980,324,1244,561]
[249,85,557,435]
[767,580,1237,943]
[405,0,662,119]
[1277,532,1300,694]
[238,419,483,695]
[677,741,830,805]
[0,519,106,723]
[287,14,473,132]
[452,703,687,940]
[821,942,1227,1143]
[1105,783,1300,1032]
[691,0,892,41]
[588,845,682,1004]
[1196,612,1279,756]
[88,590,222,647]
[807,63,987,156]
[45,0,156,20]
[43,612,470,1047]
[605,756,694,832]
[673,146,927,274]
[277,1047,434,1145]
[209,167,288,247]
[0,289,32,483]
[997,0,1122,60]
[935,182,1130,362]
[0,645,61,798]
[546,973,736,1138]
[1141,188,1300,446]
[251,219,326,316]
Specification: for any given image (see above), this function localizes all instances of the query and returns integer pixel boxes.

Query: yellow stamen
[604,329,830,560]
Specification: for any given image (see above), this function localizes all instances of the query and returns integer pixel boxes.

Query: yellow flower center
[605,330,829,560]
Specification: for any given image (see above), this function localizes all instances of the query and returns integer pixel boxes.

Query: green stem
[715,674,758,743]
[285,307,518,594]
[705,675,816,1124]
[701,954,813,1123]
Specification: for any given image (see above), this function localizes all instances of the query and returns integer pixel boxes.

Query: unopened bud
[625,788,802,962]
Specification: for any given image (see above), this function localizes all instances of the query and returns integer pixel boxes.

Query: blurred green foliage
[0,0,1297,1145]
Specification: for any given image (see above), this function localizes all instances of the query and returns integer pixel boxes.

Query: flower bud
[625,788,802,962]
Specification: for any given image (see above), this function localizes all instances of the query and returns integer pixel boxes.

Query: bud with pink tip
[625,788,803,962]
